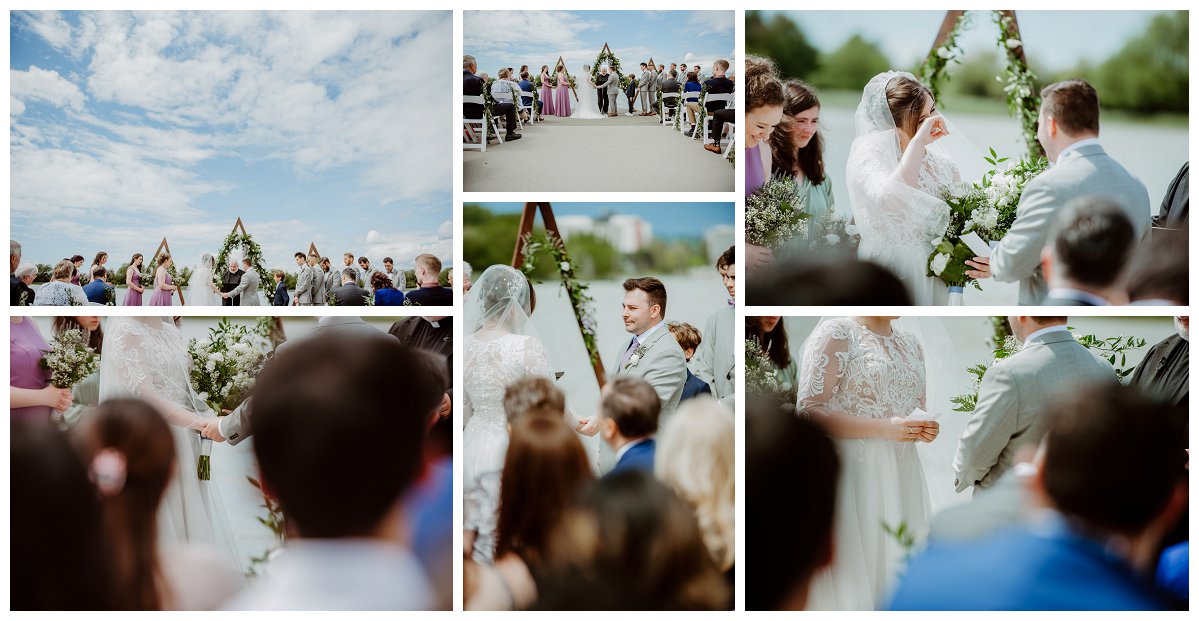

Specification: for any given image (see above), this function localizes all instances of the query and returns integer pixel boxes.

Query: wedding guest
[70,254,85,285]
[466,55,519,141]
[538,471,729,610]
[954,316,1115,493]
[461,261,474,294]
[1041,198,1136,306]
[89,251,108,282]
[405,254,452,306]
[1153,161,1188,229]
[329,268,369,306]
[123,254,145,307]
[11,423,113,610]
[72,400,241,610]
[491,68,519,119]
[485,412,594,610]
[10,239,23,303]
[656,397,735,589]
[1125,230,1188,305]
[660,70,681,118]
[382,257,403,289]
[891,384,1186,610]
[226,332,446,610]
[82,267,114,304]
[271,271,289,306]
[12,263,37,306]
[682,72,703,131]
[539,65,556,117]
[10,316,73,423]
[372,272,406,306]
[771,80,834,241]
[34,259,89,306]
[667,322,711,402]
[747,398,839,610]
[698,60,735,152]
[747,316,799,406]
[599,376,660,475]
[747,256,912,305]
[291,252,312,306]
[693,247,735,407]
[517,71,538,120]
[321,257,340,298]
[743,56,785,195]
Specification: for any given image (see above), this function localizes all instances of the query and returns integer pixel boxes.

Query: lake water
[28,316,408,574]
[813,104,1188,305]
[778,315,1178,515]
[29,283,284,307]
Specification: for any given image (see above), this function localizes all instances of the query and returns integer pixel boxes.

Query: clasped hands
[200,410,232,442]
[890,416,940,443]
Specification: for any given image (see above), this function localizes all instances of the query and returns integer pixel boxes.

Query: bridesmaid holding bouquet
[540,65,556,116]
[554,64,572,116]
[123,253,145,306]
[148,254,176,306]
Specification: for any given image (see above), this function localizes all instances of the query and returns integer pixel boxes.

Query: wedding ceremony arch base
[463,114,734,192]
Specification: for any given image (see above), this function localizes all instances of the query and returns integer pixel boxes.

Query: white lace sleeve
[522,336,554,379]
[99,321,212,432]
[796,320,851,419]
[846,133,951,253]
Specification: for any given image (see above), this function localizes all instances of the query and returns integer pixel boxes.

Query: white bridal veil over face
[464,264,542,342]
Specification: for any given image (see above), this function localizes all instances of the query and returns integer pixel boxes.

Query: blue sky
[477,202,733,238]
[465,11,734,78]
[10,10,452,272]
[762,10,1172,71]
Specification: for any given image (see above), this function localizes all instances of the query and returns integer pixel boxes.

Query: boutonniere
[625,344,649,369]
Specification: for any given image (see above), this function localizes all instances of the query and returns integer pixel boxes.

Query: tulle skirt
[463,416,508,489]
[806,436,930,611]
[158,425,242,575]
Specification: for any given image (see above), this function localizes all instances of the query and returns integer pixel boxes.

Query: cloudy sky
[10,10,452,272]
[465,11,734,78]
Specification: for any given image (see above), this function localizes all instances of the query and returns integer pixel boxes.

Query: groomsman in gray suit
[613,277,687,421]
[953,316,1115,494]
[226,258,261,305]
[693,247,735,408]
[638,63,653,115]
[292,252,313,306]
[308,253,326,306]
[966,80,1150,305]
[321,257,340,301]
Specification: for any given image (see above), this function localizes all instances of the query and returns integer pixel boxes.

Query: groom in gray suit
[613,277,687,422]
[225,258,261,306]
[952,316,1115,494]
[602,66,621,117]
[966,80,1150,305]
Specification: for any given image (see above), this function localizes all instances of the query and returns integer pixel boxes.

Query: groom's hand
[202,418,226,442]
[965,257,992,279]
[576,416,600,437]
[916,420,940,443]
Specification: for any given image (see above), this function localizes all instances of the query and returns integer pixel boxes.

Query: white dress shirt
[1045,287,1109,306]
[1053,137,1101,165]
[613,436,652,465]
[1024,324,1069,344]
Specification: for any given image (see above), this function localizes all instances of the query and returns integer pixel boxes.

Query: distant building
[555,212,653,253]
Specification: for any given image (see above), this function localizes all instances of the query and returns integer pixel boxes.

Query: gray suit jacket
[692,305,734,407]
[323,268,340,298]
[639,70,652,91]
[603,71,620,95]
[222,398,252,446]
[613,323,687,422]
[311,266,327,306]
[230,269,261,306]
[952,329,1115,492]
[295,264,315,305]
[990,143,1150,305]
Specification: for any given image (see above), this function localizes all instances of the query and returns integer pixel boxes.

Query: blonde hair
[52,259,74,281]
[654,397,735,571]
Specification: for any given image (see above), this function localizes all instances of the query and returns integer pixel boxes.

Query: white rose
[845,224,858,236]
[825,234,840,245]
[560,262,570,272]
[206,360,216,372]
[208,352,224,364]
[936,47,955,60]
[930,253,950,276]
[1006,38,1022,49]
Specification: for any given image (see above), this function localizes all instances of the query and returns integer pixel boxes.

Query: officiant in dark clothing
[1153,161,1188,230]
[389,316,453,457]
[221,260,243,306]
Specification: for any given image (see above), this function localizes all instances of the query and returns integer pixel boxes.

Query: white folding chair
[660,91,680,126]
[698,93,734,144]
[722,121,736,160]
[679,91,701,135]
[462,94,488,152]
[518,90,537,124]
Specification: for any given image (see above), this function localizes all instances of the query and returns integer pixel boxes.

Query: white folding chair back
[699,93,734,144]
[519,90,536,123]
[462,94,487,152]
[722,122,736,159]
[660,91,680,125]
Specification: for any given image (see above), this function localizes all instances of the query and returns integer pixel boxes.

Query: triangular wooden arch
[149,236,186,306]
[230,217,249,238]
[599,42,612,56]
[308,242,321,259]
[647,56,656,69]
[512,202,607,389]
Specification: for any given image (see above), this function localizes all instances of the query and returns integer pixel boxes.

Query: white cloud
[360,231,453,269]
[686,11,735,37]
[10,66,86,112]
[14,11,74,52]
[437,220,453,237]
[465,11,601,55]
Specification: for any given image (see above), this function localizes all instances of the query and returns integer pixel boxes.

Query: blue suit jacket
[889,521,1174,611]
[272,281,289,306]
[517,79,534,106]
[608,438,655,476]
[82,279,112,304]
[680,369,712,403]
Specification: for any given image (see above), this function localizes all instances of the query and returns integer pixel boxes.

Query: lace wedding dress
[98,317,242,570]
[846,71,965,305]
[186,253,223,306]
[797,317,931,610]
[571,64,608,120]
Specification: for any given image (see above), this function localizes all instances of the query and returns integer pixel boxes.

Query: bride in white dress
[846,71,982,305]
[185,253,223,307]
[97,317,241,569]
[797,316,940,610]
[571,64,608,120]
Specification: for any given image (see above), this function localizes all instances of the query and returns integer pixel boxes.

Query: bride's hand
[915,114,948,146]
[576,416,600,437]
[883,416,920,442]
[916,420,940,443]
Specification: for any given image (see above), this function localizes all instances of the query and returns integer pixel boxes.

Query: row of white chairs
[463,90,542,152]
[658,91,736,161]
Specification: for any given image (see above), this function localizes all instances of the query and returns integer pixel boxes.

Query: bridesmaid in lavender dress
[123,253,146,306]
[9,317,71,424]
[554,65,572,116]
[540,65,556,116]
[148,254,177,307]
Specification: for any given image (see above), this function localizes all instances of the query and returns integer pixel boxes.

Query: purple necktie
[620,336,639,367]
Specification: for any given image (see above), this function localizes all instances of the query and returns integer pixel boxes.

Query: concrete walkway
[463,113,734,192]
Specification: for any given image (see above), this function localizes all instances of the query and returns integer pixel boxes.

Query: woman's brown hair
[746,317,791,370]
[886,75,932,139]
[52,316,104,352]
[744,55,784,112]
[71,399,176,610]
[769,80,826,185]
[495,410,593,566]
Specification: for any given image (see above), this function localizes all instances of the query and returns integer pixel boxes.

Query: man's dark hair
[747,397,839,610]
[601,376,660,439]
[1051,198,1135,288]
[1042,382,1186,536]
[717,246,735,271]
[251,333,445,538]
[92,267,107,279]
[1126,229,1187,304]
[748,255,912,306]
[622,277,668,317]
[293,252,305,260]
[1041,79,1100,136]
